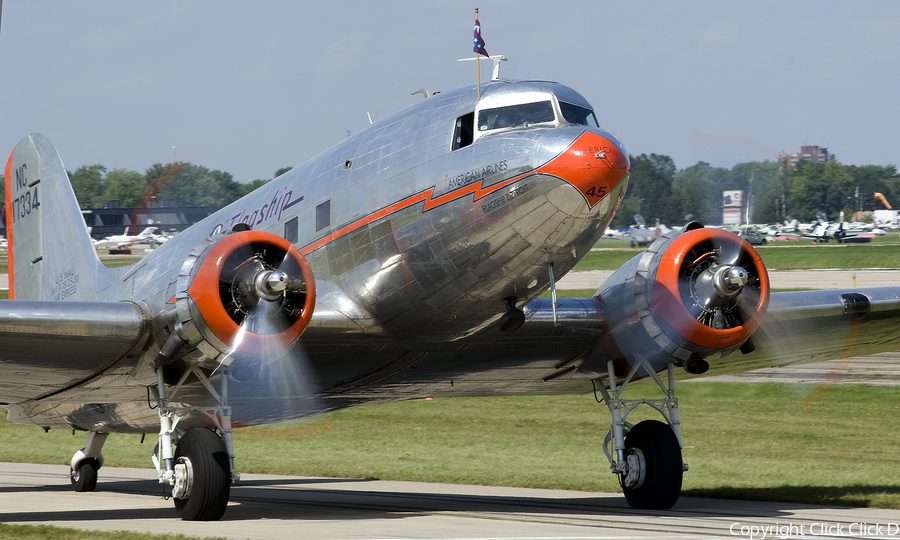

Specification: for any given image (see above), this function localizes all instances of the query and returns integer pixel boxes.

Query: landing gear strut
[151,356,238,521]
[596,358,686,509]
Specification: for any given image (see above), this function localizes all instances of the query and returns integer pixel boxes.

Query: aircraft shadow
[683,485,898,509]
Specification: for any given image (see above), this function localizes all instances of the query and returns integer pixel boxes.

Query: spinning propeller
[165,229,320,423]
[183,230,316,357]
[677,230,761,331]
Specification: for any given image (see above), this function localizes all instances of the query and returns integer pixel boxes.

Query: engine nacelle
[595,223,769,375]
[171,230,316,369]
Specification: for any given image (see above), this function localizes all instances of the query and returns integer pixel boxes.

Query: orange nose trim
[535,131,630,209]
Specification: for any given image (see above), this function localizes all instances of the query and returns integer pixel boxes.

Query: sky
[2,1,899,184]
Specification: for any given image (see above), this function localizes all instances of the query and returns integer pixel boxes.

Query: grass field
[3,236,900,275]
[0,524,226,540]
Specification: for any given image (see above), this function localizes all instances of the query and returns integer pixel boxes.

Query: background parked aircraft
[627,214,660,247]
[802,212,874,243]
[92,226,167,251]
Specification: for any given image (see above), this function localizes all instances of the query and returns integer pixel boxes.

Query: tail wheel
[621,420,683,510]
[173,428,230,521]
[70,458,99,492]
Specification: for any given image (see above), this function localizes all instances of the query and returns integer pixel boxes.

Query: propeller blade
[215,288,322,425]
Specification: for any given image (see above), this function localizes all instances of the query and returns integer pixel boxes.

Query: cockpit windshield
[559,101,599,127]
[478,100,555,131]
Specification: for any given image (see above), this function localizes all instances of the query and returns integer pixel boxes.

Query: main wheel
[173,428,231,521]
[621,420,683,510]
[70,458,99,492]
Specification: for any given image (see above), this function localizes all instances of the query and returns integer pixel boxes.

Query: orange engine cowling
[595,223,769,375]
[172,230,316,368]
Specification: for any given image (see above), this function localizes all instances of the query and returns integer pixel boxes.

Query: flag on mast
[473,12,489,58]
[474,8,488,99]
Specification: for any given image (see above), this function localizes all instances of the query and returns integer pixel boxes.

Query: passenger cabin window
[478,100,555,131]
[559,101,599,127]
[284,216,298,245]
[316,200,331,232]
[452,112,474,150]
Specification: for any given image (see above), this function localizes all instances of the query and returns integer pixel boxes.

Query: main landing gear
[595,358,686,510]
[150,362,239,521]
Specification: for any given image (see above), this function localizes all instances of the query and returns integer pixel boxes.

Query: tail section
[4,134,106,300]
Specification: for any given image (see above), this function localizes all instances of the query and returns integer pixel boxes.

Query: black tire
[173,428,231,521]
[71,458,99,492]
[621,420,683,510]
[760,239,767,246]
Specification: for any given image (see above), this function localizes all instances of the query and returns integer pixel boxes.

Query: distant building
[783,145,835,167]
[1,203,214,241]
[81,204,214,239]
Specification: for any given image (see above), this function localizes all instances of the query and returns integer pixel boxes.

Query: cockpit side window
[478,100,555,132]
[452,112,475,150]
[559,101,599,127]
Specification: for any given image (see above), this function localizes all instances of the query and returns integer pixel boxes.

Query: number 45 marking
[585,186,607,198]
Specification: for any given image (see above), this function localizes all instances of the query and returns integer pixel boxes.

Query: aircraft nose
[535,130,630,209]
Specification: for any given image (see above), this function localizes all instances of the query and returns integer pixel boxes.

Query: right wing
[717,287,900,375]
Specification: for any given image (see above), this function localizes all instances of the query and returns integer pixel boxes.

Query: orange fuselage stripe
[4,148,15,299]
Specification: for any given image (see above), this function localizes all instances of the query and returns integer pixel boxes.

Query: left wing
[0,300,148,402]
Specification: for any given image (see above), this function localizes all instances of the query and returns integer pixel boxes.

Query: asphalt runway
[4,462,900,540]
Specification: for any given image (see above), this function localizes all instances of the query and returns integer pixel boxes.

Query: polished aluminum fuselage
[124,81,627,341]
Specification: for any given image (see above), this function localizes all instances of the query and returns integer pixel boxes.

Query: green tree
[674,162,728,225]
[727,161,785,224]
[68,164,108,208]
[785,160,853,221]
[845,165,900,214]
[613,153,680,227]
[103,169,148,208]
[149,163,242,208]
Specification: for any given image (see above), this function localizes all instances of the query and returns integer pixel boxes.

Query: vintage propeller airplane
[4,78,900,521]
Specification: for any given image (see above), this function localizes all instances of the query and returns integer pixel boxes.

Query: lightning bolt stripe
[299,131,627,256]
[300,173,523,256]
